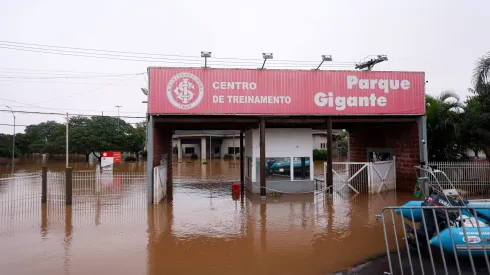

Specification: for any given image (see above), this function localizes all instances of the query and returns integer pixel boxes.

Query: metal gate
[324,158,396,194]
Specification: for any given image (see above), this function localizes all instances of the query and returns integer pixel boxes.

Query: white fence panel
[153,164,167,204]
[370,158,397,193]
[325,158,397,194]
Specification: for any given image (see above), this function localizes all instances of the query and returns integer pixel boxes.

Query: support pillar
[326,117,333,192]
[146,116,154,204]
[240,131,244,190]
[260,118,266,198]
[201,137,206,162]
[418,116,428,165]
[177,138,182,162]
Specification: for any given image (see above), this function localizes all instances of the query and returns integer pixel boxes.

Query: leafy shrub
[313,149,328,160]
[223,154,234,160]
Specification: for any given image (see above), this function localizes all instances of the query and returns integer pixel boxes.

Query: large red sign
[148,68,425,115]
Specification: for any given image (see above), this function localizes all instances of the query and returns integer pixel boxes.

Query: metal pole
[260,118,266,198]
[326,117,333,191]
[115,105,122,132]
[240,131,244,190]
[66,113,69,168]
[66,167,72,205]
[6,106,15,174]
[42,166,47,203]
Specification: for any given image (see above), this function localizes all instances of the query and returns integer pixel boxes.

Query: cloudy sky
[0,0,488,134]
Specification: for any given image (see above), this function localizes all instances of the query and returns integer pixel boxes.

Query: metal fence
[377,205,490,275]
[0,169,148,233]
[0,172,43,232]
[428,161,490,196]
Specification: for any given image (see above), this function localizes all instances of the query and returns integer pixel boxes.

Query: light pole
[5,106,15,174]
[115,105,122,131]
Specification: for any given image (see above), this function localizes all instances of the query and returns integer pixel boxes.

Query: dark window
[228,147,239,154]
[185,147,195,154]
[214,147,220,153]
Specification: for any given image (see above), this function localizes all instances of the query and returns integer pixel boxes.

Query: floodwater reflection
[0,157,413,275]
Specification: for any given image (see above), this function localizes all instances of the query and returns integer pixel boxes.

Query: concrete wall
[313,134,328,150]
[348,122,420,191]
[244,128,314,193]
[220,136,242,158]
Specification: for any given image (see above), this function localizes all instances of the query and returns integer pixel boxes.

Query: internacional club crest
[166,72,204,110]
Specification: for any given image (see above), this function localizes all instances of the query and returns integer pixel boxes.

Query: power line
[0,72,142,80]
[0,41,356,67]
[0,109,145,118]
[0,40,357,64]
[0,104,145,114]
[33,72,145,104]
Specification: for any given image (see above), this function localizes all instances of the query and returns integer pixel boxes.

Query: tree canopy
[0,116,146,161]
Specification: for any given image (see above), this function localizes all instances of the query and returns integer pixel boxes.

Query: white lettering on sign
[314,92,387,110]
[213,95,225,103]
[212,82,257,90]
[347,75,411,93]
[221,95,291,104]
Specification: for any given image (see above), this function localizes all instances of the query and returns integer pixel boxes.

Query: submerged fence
[0,168,147,233]
[377,205,490,275]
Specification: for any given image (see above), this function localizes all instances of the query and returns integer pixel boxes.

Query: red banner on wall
[148,68,425,115]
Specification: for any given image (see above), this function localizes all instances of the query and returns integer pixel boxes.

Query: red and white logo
[166,72,204,110]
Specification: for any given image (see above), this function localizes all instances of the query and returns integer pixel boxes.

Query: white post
[201,137,206,162]
[177,138,182,162]
[66,113,69,168]
[233,132,236,167]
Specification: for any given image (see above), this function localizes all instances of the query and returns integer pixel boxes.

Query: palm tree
[468,52,490,159]
[426,91,465,161]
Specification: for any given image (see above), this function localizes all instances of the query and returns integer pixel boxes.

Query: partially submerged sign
[101,152,114,171]
[148,68,425,115]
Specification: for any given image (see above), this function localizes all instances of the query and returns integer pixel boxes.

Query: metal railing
[377,205,490,275]
[0,172,43,232]
[427,161,490,196]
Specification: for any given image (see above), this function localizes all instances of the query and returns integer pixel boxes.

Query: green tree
[68,116,138,162]
[426,91,465,161]
[24,121,65,154]
[465,52,490,158]
[125,121,146,161]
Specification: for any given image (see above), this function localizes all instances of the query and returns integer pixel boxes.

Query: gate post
[260,117,266,199]
[326,117,333,191]
[41,166,47,204]
[66,167,72,205]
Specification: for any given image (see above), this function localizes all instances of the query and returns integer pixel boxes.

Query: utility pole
[6,106,15,174]
[115,105,122,131]
[66,113,69,168]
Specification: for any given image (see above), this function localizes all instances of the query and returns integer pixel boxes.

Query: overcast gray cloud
[0,0,488,134]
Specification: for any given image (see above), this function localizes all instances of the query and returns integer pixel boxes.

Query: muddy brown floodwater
[0,157,414,275]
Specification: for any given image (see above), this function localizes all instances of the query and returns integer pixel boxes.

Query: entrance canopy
[147,67,425,116]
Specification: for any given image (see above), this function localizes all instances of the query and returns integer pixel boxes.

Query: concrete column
[326,117,333,192]
[177,138,182,162]
[146,116,154,204]
[260,118,266,198]
[240,131,244,190]
[201,137,206,161]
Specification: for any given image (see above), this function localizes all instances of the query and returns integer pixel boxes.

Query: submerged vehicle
[395,164,490,257]
[267,158,310,176]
